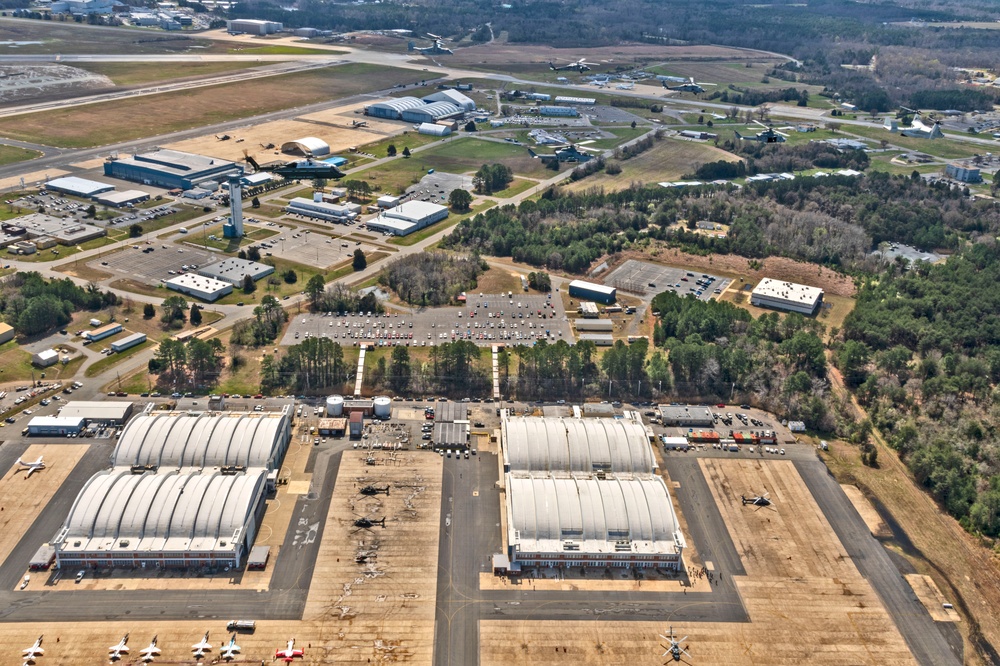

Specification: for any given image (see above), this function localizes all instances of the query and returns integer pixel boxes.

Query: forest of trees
[0,272,118,337]
[378,252,486,306]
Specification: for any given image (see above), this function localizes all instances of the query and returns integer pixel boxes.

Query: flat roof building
[368,200,449,236]
[27,416,85,436]
[60,401,134,425]
[7,213,106,246]
[568,279,616,304]
[946,163,982,183]
[573,318,613,332]
[45,176,115,198]
[83,322,123,342]
[227,18,282,34]
[0,322,14,345]
[93,189,150,208]
[577,332,614,346]
[104,149,242,191]
[110,332,147,353]
[658,405,714,427]
[165,273,233,302]
[285,197,357,222]
[538,106,580,117]
[32,349,59,367]
[196,258,274,286]
[553,96,596,105]
[750,278,824,315]
[434,421,469,449]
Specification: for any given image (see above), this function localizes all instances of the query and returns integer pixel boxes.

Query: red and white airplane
[274,639,304,662]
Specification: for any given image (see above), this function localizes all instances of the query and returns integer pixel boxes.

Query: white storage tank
[326,395,344,417]
[373,396,392,419]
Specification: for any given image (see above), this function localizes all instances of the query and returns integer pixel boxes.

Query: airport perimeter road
[796,459,962,666]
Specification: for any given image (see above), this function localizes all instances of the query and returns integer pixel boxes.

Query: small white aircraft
[220,634,240,661]
[191,631,212,658]
[139,635,161,663]
[15,456,45,478]
[108,634,129,662]
[21,635,43,663]
[274,638,305,662]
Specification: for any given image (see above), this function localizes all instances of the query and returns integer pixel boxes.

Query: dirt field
[481,458,917,666]
[841,484,892,538]
[905,574,961,622]
[608,248,857,297]
[303,450,442,664]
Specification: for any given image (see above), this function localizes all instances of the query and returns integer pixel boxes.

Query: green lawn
[75,61,263,86]
[84,339,154,378]
[841,124,982,160]
[0,144,41,166]
[345,132,443,163]
[211,257,327,305]
[192,224,279,253]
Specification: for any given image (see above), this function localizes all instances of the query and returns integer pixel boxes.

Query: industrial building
[367,200,449,236]
[946,163,983,183]
[502,417,656,474]
[281,137,330,157]
[377,195,401,208]
[45,176,115,198]
[505,475,685,569]
[32,349,59,367]
[750,278,824,315]
[26,416,85,436]
[93,190,151,208]
[434,422,470,450]
[418,122,452,137]
[553,96,596,105]
[197,258,274,286]
[401,101,463,124]
[110,332,147,353]
[104,149,242,191]
[658,405,714,427]
[573,318,613,332]
[0,322,14,344]
[578,302,600,318]
[84,322,123,342]
[538,106,580,118]
[3,213,106,246]
[423,89,476,112]
[568,279,616,304]
[577,332,614,346]
[165,273,233,302]
[226,18,282,34]
[500,415,683,570]
[285,197,358,222]
[241,172,273,188]
[59,401,134,426]
[365,97,427,120]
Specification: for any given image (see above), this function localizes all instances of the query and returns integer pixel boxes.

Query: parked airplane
[108,634,129,662]
[884,110,943,139]
[274,639,305,662]
[139,636,160,663]
[218,634,241,661]
[191,632,212,658]
[21,635,43,663]
[663,77,717,94]
[616,82,635,90]
[549,57,598,73]
[15,456,45,478]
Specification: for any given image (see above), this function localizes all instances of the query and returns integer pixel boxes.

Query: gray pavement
[605,259,731,300]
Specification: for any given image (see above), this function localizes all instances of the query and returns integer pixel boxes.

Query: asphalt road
[795,459,962,666]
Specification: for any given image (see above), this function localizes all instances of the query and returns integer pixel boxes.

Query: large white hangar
[52,468,268,568]
[51,410,291,569]
[500,415,684,570]
[505,475,685,569]
[502,416,656,474]
[281,136,330,157]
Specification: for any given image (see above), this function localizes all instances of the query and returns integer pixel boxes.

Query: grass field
[225,45,342,56]
[0,144,40,166]
[193,224,278,252]
[74,61,263,86]
[84,339,153,378]
[842,124,982,159]
[0,63,424,148]
[0,18,222,55]
[565,137,739,192]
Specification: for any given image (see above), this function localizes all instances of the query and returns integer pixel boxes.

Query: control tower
[222,175,244,238]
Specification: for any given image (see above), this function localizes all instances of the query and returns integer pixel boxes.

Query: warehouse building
[241,172,273,188]
[32,349,59,367]
[434,421,470,450]
[84,322,123,342]
[365,97,426,120]
[27,416,85,436]
[45,176,115,198]
[285,197,357,222]
[577,332,614,346]
[93,190,150,208]
[418,122,451,137]
[197,258,274,286]
[110,332,147,353]
[367,200,449,236]
[8,213,106,246]
[573,318,613,332]
[554,96,596,105]
[281,137,330,157]
[502,416,656,475]
[658,405,714,427]
[104,149,242,191]
[505,475,684,569]
[0,322,14,344]
[750,278,824,315]
[401,101,463,124]
[165,273,233,302]
[539,106,580,117]
[226,18,282,34]
[568,279,616,304]
[423,89,476,112]
[59,401,134,426]
[946,163,982,183]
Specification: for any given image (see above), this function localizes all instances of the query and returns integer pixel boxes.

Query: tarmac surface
[604,259,731,300]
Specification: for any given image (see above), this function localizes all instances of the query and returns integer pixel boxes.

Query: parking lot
[280,292,574,347]
[90,243,221,285]
[604,259,731,299]
[6,191,173,230]
[252,223,377,269]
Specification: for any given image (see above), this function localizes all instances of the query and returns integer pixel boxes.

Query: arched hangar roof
[111,412,289,470]
[503,416,655,474]
[281,136,330,156]
[506,475,683,555]
[367,96,425,115]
